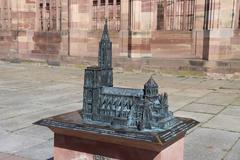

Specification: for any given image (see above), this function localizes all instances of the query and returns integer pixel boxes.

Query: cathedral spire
[101,19,110,42]
[98,19,112,69]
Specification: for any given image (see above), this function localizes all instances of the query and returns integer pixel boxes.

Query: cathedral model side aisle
[34,21,199,160]
[82,21,180,131]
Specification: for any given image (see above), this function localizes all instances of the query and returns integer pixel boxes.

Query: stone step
[60,56,240,74]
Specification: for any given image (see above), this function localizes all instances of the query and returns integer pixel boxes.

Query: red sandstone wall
[0,31,18,59]
[0,0,239,62]
[87,31,120,58]
[151,31,194,58]
[32,32,62,55]
[231,30,240,59]
[10,0,36,59]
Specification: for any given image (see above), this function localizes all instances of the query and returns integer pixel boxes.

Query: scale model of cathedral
[82,21,180,131]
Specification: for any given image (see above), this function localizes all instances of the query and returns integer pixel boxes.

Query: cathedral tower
[83,21,113,120]
[144,77,159,98]
[99,20,112,69]
[98,20,113,87]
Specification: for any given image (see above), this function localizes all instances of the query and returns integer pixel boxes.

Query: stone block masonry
[0,0,240,62]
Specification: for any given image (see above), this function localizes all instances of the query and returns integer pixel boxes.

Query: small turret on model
[144,76,159,98]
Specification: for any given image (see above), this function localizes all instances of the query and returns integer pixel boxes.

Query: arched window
[0,0,11,31]
[238,8,240,29]
[157,0,194,31]
[157,2,164,30]
[37,0,61,31]
[92,0,121,31]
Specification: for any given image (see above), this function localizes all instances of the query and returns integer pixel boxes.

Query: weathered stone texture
[0,0,240,61]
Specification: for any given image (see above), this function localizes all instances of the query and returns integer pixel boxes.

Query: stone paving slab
[0,127,8,136]
[14,125,53,141]
[0,104,49,121]
[180,103,226,114]
[195,79,226,90]
[203,114,240,132]
[160,87,182,95]
[35,92,82,107]
[224,138,240,160]
[0,133,45,154]
[172,88,211,98]
[0,95,36,107]
[0,62,240,160]
[174,111,214,123]
[168,95,197,111]
[216,87,240,94]
[221,81,240,90]
[0,152,29,160]
[0,104,83,132]
[28,90,82,106]
[184,128,240,160]
[220,105,240,117]
[196,92,239,106]
[178,77,205,86]
[15,140,53,160]
[232,98,240,106]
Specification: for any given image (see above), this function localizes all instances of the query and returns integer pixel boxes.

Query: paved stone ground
[0,61,240,160]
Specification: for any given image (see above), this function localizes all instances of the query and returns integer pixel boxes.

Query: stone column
[233,0,240,30]
[119,0,131,57]
[68,0,91,57]
[12,0,36,57]
[59,0,70,56]
[0,0,18,59]
[56,0,61,31]
[42,1,47,31]
[127,0,153,58]
[193,0,237,60]
[152,0,158,31]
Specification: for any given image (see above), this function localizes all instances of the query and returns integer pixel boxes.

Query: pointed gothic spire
[98,19,112,69]
[101,19,110,42]
[144,76,159,88]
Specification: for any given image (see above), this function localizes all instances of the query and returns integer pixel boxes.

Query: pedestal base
[34,111,198,160]
[54,138,184,160]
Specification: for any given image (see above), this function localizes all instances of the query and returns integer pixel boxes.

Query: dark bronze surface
[35,110,198,159]
[35,110,198,146]
[34,20,199,159]
[81,20,194,132]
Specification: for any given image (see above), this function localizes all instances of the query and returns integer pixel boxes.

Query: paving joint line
[222,137,240,160]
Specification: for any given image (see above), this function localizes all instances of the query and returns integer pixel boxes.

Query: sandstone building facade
[0,0,240,62]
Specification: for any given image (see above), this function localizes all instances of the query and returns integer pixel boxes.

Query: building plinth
[54,136,184,160]
[34,110,198,160]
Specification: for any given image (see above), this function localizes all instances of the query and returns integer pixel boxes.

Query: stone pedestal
[54,137,184,160]
[35,111,198,160]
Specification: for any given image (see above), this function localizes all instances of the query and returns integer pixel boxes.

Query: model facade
[82,21,180,131]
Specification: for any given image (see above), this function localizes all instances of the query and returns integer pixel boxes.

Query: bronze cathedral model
[35,21,199,145]
[82,21,180,131]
